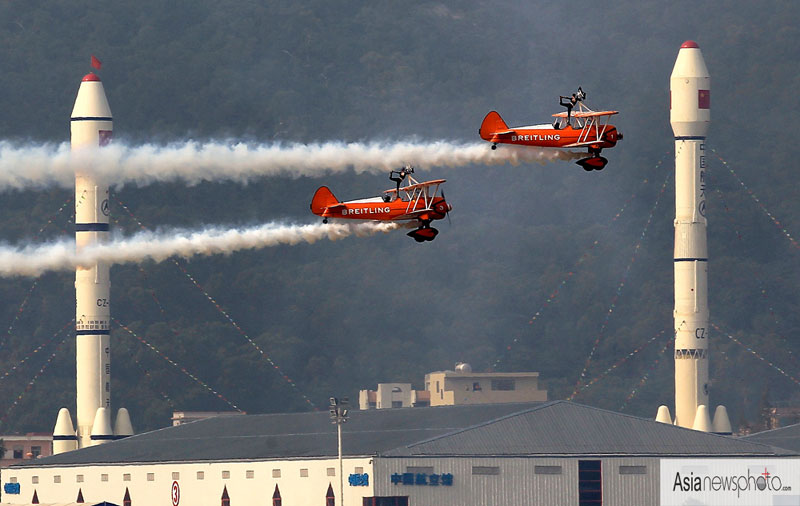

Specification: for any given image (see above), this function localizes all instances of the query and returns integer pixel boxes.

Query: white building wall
[374,456,660,506]
[2,457,373,506]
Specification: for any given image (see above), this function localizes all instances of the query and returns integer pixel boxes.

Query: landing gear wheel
[491,144,497,150]
[322,218,328,224]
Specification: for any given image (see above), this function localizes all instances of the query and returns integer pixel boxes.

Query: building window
[472,466,500,475]
[391,401,403,408]
[123,474,131,482]
[54,475,61,483]
[32,476,39,484]
[222,470,230,479]
[31,446,41,458]
[491,379,515,391]
[77,474,84,483]
[272,469,281,478]
[197,471,205,480]
[146,473,154,482]
[354,467,364,474]
[172,472,180,480]
[392,387,402,393]
[578,460,602,505]
[472,382,482,391]
[436,381,440,392]
[368,402,377,409]
[246,470,255,479]
[362,498,409,506]
[619,465,646,475]
[13,447,22,459]
[101,474,109,482]
[300,468,309,477]
[327,468,336,476]
[8,477,17,483]
[535,465,562,475]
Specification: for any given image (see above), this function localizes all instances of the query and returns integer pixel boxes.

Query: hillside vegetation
[0,0,798,433]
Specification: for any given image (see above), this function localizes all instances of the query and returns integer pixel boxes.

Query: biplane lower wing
[563,141,601,148]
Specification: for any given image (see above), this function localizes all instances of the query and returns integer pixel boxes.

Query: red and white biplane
[479,88,622,170]
[310,166,452,242]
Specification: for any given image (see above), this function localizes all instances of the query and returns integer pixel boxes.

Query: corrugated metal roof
[15,401,795,467]
[382,402,797,457]
[742,423,800,452]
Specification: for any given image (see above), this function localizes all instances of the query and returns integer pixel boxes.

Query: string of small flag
[568,327,672,400]
[493,154,670,370]
[0,320,73,430]
[570,167,672,398]
[114,197,316,410]
[711,186,798,368]
[113,318,242,411]
[710,147,798,251]
[618,334,675,412]
[0,281,38,353]
[129,353,176,409]
[710,322,800,387]
[0,319,63,384]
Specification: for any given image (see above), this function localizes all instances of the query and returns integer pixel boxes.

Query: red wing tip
[680,40,699,49]
[82,73,101,82]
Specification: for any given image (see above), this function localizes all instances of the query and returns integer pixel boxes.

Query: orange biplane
[310,166,452,242]
[479,88,622,170]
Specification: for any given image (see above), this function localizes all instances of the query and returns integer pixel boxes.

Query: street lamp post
[329,397,349,506]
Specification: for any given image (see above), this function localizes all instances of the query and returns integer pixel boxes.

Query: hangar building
[2,401,799,506]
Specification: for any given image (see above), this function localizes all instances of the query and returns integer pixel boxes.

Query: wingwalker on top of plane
[310,166,452,242]
[479,87,623,171]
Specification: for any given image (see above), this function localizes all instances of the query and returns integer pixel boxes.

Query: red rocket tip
[680,40,699,49]
[82,73,101,82]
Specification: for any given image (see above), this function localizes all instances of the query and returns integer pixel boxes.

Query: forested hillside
[0,0,798,433]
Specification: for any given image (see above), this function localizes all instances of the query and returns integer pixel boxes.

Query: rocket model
[54,65,133,453]
[73,70,113,449]
[656,41,730,434]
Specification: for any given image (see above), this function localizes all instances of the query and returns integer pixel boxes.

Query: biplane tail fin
[310,186,339,215]
[479,111,509,140]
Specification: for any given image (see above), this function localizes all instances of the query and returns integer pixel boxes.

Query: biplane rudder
[310,186,339,215]
[479,111,508,140]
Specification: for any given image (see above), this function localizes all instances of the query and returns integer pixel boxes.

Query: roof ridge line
[397,401,556,450]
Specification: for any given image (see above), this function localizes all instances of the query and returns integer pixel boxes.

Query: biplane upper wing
[551,110,619,118]
[383,179,447,195]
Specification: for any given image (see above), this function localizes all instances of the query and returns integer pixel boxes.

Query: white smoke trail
[0,140,580,191]
[0,221,400,277]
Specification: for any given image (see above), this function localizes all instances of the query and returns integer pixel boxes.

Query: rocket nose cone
[54,407,76,435]
[82,72,101,82]
[670,42,710,80]
[114,407,134,437]
[90,407,113,437]
[71,77,112,119]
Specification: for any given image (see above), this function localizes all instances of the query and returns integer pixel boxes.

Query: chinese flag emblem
[698,90,710,109]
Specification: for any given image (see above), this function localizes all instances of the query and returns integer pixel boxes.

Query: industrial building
[3,401,799,506]
[0,434,52,468]
[359,363,547,410]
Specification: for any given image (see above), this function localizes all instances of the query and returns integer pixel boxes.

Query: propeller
[442,190,452,226]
